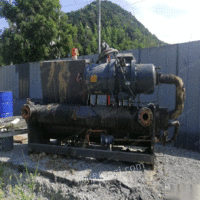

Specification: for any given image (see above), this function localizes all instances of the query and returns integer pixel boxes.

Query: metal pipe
[21,104,36,120]
[166,120,180,143]
[98,0,101,54]
[159,74,185,120]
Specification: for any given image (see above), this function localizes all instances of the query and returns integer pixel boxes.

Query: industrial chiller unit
[21,46,185,169]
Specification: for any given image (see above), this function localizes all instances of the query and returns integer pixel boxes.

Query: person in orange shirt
[72,48,79,60]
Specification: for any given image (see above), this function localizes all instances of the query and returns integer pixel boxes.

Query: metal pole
[58,0,61,59]
[58,15,60,59]
[98,0,101,54]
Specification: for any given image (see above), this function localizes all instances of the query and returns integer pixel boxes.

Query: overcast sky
[0,0,199,45]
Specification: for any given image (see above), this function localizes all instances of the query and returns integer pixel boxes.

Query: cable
[129,0,146,4]
[118,61,136,99]
[73,0,78,9]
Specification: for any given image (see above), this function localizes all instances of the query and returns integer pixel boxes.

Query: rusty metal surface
[16,63,30,98]
[25,105,156,167]
[22,103,160,139]
[159,74,185,120]
[28,143,155,164]
[40,60,88,105]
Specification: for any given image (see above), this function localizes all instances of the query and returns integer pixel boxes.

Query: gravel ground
[0,141,200,200]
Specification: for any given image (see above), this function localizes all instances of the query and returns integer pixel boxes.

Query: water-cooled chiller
[21,46,185,168]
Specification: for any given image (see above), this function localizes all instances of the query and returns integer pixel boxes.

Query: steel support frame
[28,105,156,168]
[28,143,154,164]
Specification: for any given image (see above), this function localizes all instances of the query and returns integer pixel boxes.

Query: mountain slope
[66,0,167,55]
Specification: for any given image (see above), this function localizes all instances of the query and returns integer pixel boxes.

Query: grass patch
[0,150,42,200]
[0,151,79,200]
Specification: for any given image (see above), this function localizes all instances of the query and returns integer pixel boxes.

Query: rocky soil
[0,141,200,200]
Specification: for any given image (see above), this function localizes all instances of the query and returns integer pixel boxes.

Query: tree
[1,26,26,65]
[0,38,4,66]
[51,12,78,59]
[0,0,77,65]
[75,21,86,55]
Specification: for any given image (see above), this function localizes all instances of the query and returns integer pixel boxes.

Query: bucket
[0,91,13,151]
[0,91,13,118]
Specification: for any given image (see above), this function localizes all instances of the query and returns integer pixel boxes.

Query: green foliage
[51,12,78,59]
[67,0,167,55]
[0,0,167,65]
[0,0,77,65]
[0,162,5,188]
[0,41,4,66]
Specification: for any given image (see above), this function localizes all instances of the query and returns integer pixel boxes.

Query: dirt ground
[0,137,200,199]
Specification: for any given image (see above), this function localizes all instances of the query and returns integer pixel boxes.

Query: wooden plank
[0,116,27,131]
[0,129,28,138]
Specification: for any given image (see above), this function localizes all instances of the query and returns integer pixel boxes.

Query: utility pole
[58,14,60,59]
[98,0,101,54]
[58,0,61,59]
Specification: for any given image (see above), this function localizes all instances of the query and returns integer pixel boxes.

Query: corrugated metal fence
[0,41,200,152]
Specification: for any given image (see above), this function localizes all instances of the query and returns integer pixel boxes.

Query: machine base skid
[28,143,155,169]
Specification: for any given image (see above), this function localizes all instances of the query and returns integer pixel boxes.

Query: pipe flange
[21,105,31,119]
[138,107,153,127]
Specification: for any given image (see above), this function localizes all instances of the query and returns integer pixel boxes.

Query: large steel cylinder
[22,103,158,138]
